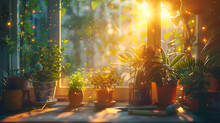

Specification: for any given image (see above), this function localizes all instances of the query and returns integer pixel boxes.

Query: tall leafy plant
[146,48,185,87]
[177,58,210,111]
[0,35,16,54]
[33,44,63,82]
[117,44,161,88]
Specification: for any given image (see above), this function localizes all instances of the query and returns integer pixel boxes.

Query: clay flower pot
[96,89,114,103]
[157,85,177,106]
[68,90,83,106]
[3,89,23,111]
[210,77,220,92]
[190,98,200,112]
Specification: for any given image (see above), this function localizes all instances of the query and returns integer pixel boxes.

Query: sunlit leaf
[65,63,71,69]
[61,8,67,17]
[117,53,128,60]
[170,53,185,68]
[160,48,168,64]
[118,57,127,62]
[164,32,172,41]
[62,39,69,44]
[171,16,181,26]
[125,52,133,59]
[91,0,101,10]
[140,30,147,40]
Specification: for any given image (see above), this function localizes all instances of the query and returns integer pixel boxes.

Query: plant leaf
[117,53,128,61]
[171,16,181,26]
[160,48,168,64]
[91,0,101,10]
[170,53,185,68]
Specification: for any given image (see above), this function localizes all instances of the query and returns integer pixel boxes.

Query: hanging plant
[0,35,16,54]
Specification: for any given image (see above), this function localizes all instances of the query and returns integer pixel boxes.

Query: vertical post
[195,15,204,61]
[195,15,199,61]
[146,0,161,104]
[10,0,20,72]
[147,0,161,48]
[47,0,61,90]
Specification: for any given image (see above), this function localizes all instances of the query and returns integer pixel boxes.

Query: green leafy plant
[66,68,89,91]
[209,66,220,83]
[0,35,16,54]
[175,54,216,112]
[33,44,63,82]
[178,59,210,111]
[89,66,120,90]
[117,44,161,88]
[147,48,185,87]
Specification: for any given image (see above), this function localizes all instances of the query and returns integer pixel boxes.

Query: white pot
[33,81,57,103]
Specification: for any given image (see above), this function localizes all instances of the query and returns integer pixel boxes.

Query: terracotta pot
[211,77,220,92]
[68,90,83,106]
[96,89,113,103]
[190,98,200,112]
[33,81,57,103]
[157,85,177,106]
[3,89,23,111]
[18,79,28,91]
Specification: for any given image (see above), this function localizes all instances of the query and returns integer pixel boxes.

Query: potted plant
[178,65,209,112]
[147,48,185,106]
[1,75,23,111]
[118,44,161,105]
[176,55,211,112]
[209,66,220,92]
[89,66,120,107]
[32,44,62,103]
[66,67,88,106]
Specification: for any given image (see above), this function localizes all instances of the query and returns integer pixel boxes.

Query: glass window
[19,0,48,73]
[18,0,187,87]
[60,0,183,87]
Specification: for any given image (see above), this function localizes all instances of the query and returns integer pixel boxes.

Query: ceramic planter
[96,89,114,103]
[157,85,177,106]
[68,90,83,106]
[3,89,23,111]
[33,81,57,103]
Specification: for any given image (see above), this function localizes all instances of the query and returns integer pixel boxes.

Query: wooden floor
[0,102,218,122]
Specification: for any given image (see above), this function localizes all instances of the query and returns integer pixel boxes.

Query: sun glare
[138,1,151,19]
[161,8,171,20]
[138,2,171,20]
[139,1,148,9]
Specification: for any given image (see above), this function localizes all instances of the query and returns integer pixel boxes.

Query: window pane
[19,0,48,73]
[61,0,148,86]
